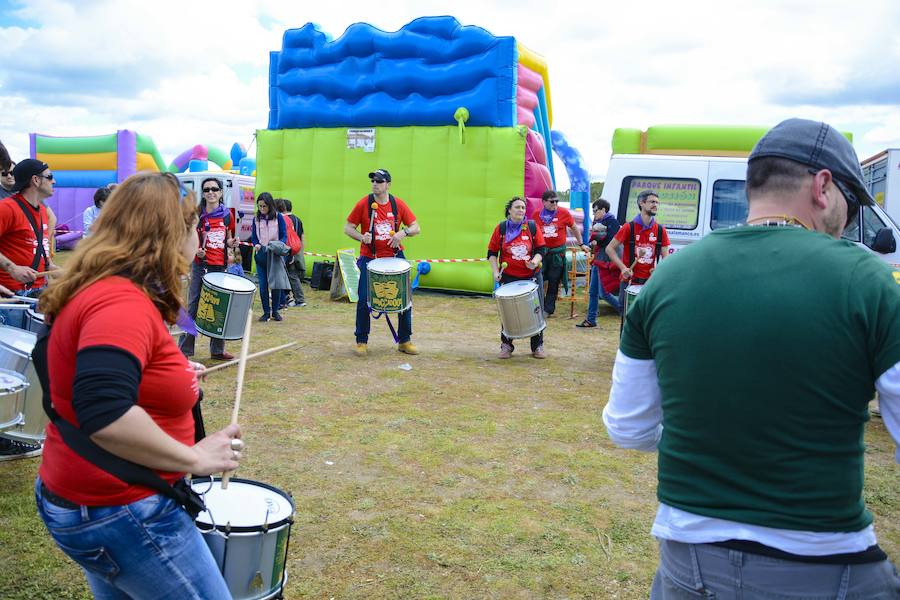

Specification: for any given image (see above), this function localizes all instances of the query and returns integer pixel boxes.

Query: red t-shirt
[195,211,235,267]
[613,218,670,281]
[0,194,50,290]
[530,206,574,249]
[347,195,416,258]
[488,220,546,279]
[39,277,200,506]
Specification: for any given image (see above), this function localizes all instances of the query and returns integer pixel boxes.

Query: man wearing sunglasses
[604,119,900,598]
[0,160,16,199]
[0,159,58,304]
[530,190,584,317]
[344,168,421,356]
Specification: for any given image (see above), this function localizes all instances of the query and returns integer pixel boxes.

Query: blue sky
[0,0,897,188]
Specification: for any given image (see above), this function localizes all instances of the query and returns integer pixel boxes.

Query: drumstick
[34,269,63,277]
[203,341,299,375]
[221,306,253,489]
[0,296,39,304]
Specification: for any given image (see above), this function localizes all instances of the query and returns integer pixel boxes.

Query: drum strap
[32,326,206,518]
[14,198,48,271]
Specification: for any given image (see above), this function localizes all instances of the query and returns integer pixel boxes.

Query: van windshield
[711,180,748,230]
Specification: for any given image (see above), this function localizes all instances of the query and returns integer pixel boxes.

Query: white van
[176,171,256,243]
[604,154,900,267]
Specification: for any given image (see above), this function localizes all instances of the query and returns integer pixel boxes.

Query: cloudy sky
[1,0,898,188]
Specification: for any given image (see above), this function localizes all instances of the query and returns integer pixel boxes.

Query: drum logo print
[197,287,226,334]
[372,280,402,310]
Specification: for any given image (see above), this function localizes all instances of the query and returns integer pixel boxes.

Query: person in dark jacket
[577,199,622,327]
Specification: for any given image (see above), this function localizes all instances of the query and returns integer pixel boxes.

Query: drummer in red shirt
[488,196,547,359]
[0,159,60,328]
[35,173,242,598]
[343,168,421,357]
[606,190,670,304]
[531,190,584,317]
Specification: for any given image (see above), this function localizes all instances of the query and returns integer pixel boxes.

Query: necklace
[745,215,809,229]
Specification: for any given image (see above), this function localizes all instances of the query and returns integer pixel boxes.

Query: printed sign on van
[625,178,701,230]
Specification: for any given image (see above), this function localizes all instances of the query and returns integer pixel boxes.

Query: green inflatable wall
[255,126,526,293]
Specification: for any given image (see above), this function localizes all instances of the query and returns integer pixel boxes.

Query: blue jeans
[35,477,230,599]
[0,288,43,329]
[356,254,412,344]
[586,264,622,323]
[651,539,900,599]
[254,249,282,317]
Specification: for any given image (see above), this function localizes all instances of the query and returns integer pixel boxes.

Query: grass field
[0,260,897,599]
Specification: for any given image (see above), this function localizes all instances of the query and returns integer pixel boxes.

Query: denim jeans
[255,249,282,317]
[586,264,622,323]
[356,253,411,344]
[35,477,230,600]
[651,539,900,599]
[0,288,43,329]
[178,261,225,356]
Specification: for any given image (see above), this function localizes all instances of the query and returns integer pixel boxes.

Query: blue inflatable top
[268,16,518,129]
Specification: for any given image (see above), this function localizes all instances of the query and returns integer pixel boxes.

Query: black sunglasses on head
[203,187,221,193]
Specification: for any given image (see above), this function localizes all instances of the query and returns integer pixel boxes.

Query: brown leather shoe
[210,351,235,361]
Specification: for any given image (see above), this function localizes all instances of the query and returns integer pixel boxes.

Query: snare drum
[0,368,29,433]
[191,477,295,600]
[367,257,412,313]
[620,284,643,336]
[493,280,546,339]
[0,326,45,442]
[196,272,257,340]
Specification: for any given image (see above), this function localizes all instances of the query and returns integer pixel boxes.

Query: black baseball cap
[368,169,391,182]
[11,159,50,193]
[749,118,873,206]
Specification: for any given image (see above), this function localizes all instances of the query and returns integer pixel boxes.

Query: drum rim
[190,476,295,532]
[367,257,411,274]
[201,271,257,293]
[493,280,538,298]
[0,367,28,393]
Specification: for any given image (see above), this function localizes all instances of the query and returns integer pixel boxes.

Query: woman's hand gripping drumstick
[221,305,253,489]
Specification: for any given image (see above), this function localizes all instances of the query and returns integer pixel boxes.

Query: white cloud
[0,0,897,188]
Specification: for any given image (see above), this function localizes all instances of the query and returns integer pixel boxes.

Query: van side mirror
[872,227,896,254]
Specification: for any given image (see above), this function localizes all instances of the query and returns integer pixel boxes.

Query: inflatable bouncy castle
[256,16,563,292]
[31,130,167,244]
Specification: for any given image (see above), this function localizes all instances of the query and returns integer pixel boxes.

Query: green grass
[0,259,897,599]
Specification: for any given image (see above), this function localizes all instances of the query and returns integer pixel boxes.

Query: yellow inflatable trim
[517,42,553,126]
[37,152,117,170]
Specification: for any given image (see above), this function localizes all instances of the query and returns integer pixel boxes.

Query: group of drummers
[0,143,665,597]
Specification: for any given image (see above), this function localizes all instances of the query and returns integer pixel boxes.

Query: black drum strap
[33,326,206,518]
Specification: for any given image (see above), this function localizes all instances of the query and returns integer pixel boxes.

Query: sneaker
[210,351,235,361]
[532,346,547,359]
[0,438,42,462]
[286,301,297,308]
[575,320,597,328]
[398,342,419,355]
[354,343,367,356]
[272,312,283,322]
[498,343,513,359]
[297,302,307,308]
[258,314,270,322]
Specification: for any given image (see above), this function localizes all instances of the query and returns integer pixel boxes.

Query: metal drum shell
[24,308,47,336]
[196,272,256,340]
[0,367,29,433]
[0,327,45,442]
[493,280,546,339]
[190,477,295,600]
[367,257,412,314]
[619,284,643,336]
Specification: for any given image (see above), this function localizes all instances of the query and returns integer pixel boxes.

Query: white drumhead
[494,280,537,298]
[193,479,293,527]
[626,284,643,296]
[368,257,411,275]
[0,325,36,354]
[0,368,27,393]
[203,271,256,293]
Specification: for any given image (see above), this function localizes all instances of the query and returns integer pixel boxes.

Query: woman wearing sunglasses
[179,177,236,359]
[36,173,242,598]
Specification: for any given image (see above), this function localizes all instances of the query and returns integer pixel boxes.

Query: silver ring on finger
[230,438,244,451]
